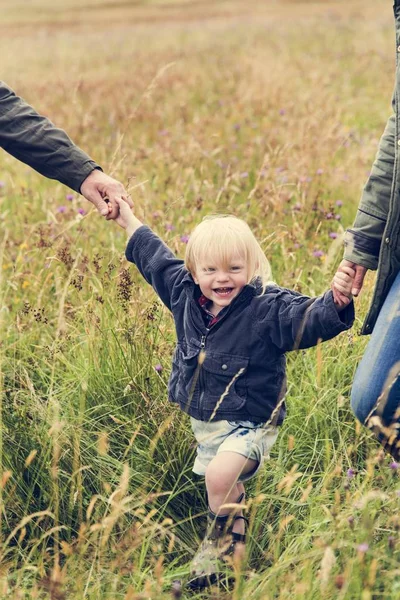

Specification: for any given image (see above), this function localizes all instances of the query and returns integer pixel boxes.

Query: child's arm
[113,199,187,311]
[114,197,143,237]
[254,286,355,353]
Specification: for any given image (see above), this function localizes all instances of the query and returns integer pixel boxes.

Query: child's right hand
[114,198,143,238]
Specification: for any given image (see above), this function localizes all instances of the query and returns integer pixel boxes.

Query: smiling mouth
[214,287,233,295]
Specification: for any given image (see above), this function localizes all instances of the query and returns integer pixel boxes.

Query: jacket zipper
[197,304,236,419]
[199,333,207,420]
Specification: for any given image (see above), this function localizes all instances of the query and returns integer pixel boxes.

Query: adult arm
[0,81,99,192]
[333,106,395,298]
[344,112,394,271]
[335,109,396,296]
[0,81,131,217]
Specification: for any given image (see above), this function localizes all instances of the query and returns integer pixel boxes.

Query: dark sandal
[188,494,247,589]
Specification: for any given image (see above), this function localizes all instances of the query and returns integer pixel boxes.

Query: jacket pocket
[173,343,201,408]
[200,353,249,412]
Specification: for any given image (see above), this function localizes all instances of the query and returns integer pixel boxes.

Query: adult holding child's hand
[0,80,132,218]
[332,2,400,460]
[80,169,132,219]
[333,260,367,298]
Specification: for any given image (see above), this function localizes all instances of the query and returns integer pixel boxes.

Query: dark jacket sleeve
[254,286,354,352]
[0,81,101,193]
[343,107,395,270]
[125,226,188,311]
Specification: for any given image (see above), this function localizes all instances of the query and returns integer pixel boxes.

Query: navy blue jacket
[126,226,354,424]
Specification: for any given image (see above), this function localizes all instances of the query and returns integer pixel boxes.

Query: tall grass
[0,0,398,597]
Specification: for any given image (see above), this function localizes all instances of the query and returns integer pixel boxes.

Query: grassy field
[0,0,398,598]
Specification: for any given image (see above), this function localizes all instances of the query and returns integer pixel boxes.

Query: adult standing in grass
[0,80,131,217]
[332,1,400,459]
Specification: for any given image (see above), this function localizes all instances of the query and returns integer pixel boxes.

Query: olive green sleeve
[344,112,394,270]
[0,81,102,193]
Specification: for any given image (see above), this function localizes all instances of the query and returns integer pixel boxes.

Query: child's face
[193,254,249,315]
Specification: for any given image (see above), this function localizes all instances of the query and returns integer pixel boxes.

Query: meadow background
[0,0,398,598]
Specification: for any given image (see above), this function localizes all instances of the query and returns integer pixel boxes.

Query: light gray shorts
[190,417,279,482]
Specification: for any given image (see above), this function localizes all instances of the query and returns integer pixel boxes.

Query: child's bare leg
[205,451,257,535]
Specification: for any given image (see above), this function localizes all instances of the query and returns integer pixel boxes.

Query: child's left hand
[332,265,355,309]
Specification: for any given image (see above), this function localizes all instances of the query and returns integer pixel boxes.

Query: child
[112,201,354,588]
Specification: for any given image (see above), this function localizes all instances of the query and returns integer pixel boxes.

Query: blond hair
[185,215,272,288]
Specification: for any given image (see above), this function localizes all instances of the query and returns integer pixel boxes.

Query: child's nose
[216,271,229,282]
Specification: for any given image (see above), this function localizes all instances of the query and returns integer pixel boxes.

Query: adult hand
[332,259,368,304]
[80,169,133,219]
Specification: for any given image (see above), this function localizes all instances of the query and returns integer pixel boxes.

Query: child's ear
[192,272,199,284]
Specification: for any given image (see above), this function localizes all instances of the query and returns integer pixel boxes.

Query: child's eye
[230,266,242,271]
[203,267,215,273]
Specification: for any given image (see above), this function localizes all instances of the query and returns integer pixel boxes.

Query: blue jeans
[351,270,400,457]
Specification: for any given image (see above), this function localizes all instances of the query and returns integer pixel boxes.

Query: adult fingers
[87,191,110,217]
[352,265,368,296]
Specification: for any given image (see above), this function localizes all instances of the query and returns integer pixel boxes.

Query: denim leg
[350,271,400,457]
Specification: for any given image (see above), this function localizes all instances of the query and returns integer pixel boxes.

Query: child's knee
[205,461,236,495]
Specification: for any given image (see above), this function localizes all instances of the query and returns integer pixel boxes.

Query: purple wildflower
[357,543,369,553]
[279,109,286,115]
[329,232,338,239]
[233,124,241,131]
[78,208,86,215]
[66,193,74,201]
[316,168,324,175]
[240,172,249,178]
[158,129,169,136]
[180,235,189,243]
[154,364,163,373]
[313,250,324,258]
[165,223,175,232]
[326,212,334,219]
[57,206,67,213]
[293,243,301,249]
[347,468,355,478]
[335,200,343,207]
[390,461,399,470]
[335,214,341,220]
[293,204,302,211]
